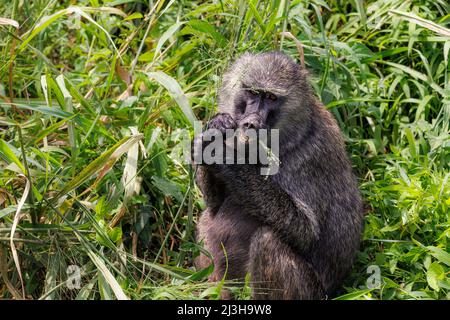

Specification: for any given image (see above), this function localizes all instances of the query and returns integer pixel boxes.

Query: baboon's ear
[280,32,305,68]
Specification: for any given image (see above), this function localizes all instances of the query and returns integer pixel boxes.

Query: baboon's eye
[237,101,246,114]
[249,89,259,96]
[267,93,277,101]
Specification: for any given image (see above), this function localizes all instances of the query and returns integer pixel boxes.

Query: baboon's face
[220,52,305,131]
[234,85,284,131]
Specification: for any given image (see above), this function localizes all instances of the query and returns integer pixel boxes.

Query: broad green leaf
[153,22,185,61]
[187,263,214,281]
[187,20,226,46]
[151,176,183,202]
[333,289,373,300]
[404,127,417,159]
[32,117,74,145]
[0,204,30,219]
[0,103,73,119]
[427,246,450,267]
[0,139,26,173]
[146,71,196,126]
[124,12,143,21]
[426,262,445,291]
[389,9,450,37]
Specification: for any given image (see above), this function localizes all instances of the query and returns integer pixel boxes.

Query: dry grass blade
[110,127,144,228]
[280,31,305,68]
[122,127,143,202]
[0,17,19,28]
[54,134,143,202]
[9,174,30,299]
[80,235,129,300]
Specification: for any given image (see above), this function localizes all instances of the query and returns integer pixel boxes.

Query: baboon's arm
[195,165,227,214]
[215,164,321,252]
[192,113,238,213]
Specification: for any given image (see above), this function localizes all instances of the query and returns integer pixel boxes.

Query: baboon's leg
[194,209,229,283]
[249,227,325,300]
[196,207,261,300]
[195,209,215,271]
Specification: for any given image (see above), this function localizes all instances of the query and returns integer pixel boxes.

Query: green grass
[0,0,449,300]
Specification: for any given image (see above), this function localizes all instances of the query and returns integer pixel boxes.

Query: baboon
[193,51,364,299]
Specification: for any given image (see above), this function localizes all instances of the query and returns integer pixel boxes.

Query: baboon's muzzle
[238,113,266,131]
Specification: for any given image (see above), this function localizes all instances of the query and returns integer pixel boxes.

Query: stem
[17,125,37,224]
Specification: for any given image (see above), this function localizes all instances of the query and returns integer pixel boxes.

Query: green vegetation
[0,0,449,300]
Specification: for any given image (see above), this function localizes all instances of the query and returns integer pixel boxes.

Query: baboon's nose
[239,113,263,131]
[242,121,256,130]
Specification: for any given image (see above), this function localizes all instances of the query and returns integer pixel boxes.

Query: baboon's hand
[192,133,204,164]
[192,113,236,164]
[191,129,223,164]
[206,113,237,134]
